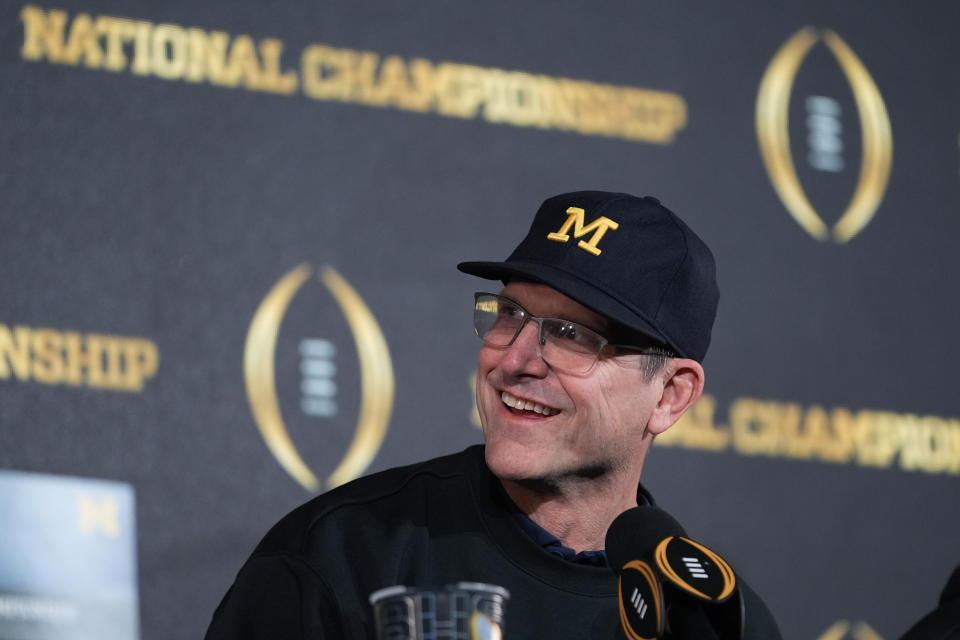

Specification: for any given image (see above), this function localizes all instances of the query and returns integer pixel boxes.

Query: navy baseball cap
[457,190,719,362]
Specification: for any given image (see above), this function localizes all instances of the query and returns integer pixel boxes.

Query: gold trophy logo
[244,264,394,492]
[756,28,893,243]
[817,620,884,640]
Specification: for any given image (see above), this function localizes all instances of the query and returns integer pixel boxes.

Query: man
[900,565,960,639]
[205,191,780,638]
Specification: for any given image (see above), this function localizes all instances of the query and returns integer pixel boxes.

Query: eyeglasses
[472,292,674,374]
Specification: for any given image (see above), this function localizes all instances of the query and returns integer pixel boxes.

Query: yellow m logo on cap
[547,207,619,256]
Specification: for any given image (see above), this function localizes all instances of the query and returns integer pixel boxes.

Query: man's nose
[499,320,549,377]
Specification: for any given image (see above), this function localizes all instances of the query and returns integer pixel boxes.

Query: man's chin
[483,440,539,479]
[484,441,615,489]
[483,441,569,485]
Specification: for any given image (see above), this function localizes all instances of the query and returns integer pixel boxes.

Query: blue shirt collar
[506,491,653,568]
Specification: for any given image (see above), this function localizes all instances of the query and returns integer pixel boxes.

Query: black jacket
[205,445,780,639]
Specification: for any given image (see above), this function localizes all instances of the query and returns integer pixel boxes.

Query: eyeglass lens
[473,294,605,373]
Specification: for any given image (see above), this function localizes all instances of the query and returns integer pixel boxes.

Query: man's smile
[500,390,560,416]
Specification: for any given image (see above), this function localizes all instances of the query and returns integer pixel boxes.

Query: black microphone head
[605,507,685,640]
[605,506,686,573]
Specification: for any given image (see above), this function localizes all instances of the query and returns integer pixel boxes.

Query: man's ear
[646,359,705,435]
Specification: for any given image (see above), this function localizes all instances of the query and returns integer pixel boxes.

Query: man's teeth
[501,391,559,416]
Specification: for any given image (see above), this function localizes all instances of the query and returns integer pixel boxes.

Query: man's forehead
[500,280,610,330]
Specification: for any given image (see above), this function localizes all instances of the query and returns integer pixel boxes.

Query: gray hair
[639,348,673,381]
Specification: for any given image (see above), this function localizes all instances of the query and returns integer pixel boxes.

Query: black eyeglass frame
[472,291,676,372]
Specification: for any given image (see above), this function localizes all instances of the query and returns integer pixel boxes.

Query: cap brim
[458,260,681,356]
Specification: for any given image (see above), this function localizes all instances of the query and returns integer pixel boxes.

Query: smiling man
[206,191,781,639]
[472,281,697,556]
[459,191,715,562]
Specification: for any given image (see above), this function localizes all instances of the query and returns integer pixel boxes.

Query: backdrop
[2,1,959,638]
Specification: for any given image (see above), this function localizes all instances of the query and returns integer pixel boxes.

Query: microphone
[605,507,742,640]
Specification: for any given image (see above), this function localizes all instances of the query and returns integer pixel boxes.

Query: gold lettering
[949,422,960,474]
[546,206,620,256]
[830,408,859,464]
[21,9,687,144]
[119,338,159,392]
[62,331,84,386]
[621,90,687,144]
[0,324,158,392]
[782,404,854,462]
[406,58,439,112]
[851,411,901,468]
[151,23,188,79]
[128,19,152,75]
[659,395,960,476]
[769,401,806,459]
[96,16,140,72]
[301,44,350,100]
[78,495,120,538]
[483,70,549,128]
[561,80,593,135]
[898,414,926,472]
[602,85,633,137]
[730,398,770,455]
[80,334,107,388]
[542,78,578,132]
[185,28,230,84]
[83,335,130,391]
[255,38,297,94]
[20,4,69,62]
[302,45,384,102]
[0,324,32,380]
[899,415,957,474]
[103,336,126,389]
[30,329,63,384]
[62,12,103,68]
[222,35,261,88]
[659,395,731,450]
[731,398,790,456]
[435,63,488,119]
[814,406,854,462]
[364,55,419,108]
[573,81,616,137]
[350,51,380,102]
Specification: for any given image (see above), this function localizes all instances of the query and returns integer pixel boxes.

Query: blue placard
[0,470,139,640]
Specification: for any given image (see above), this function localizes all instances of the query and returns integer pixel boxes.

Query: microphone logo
[617,560,663,640]
[682,556,709,580]
[630,588,649,618]
[654,536,737,602]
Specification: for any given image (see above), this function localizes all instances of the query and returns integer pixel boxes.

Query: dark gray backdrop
[2,1,958,638]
